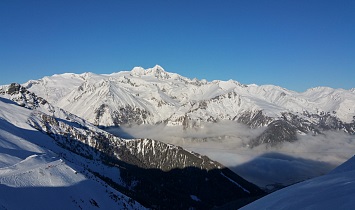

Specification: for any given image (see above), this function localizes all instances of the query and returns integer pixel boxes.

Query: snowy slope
[241,155,355,210]
[23,73,86,104]
[0,97,145,210]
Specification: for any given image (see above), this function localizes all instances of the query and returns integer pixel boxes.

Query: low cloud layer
[107,121,355,190]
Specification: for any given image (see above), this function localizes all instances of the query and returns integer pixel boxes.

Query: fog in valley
[107,121,355,190]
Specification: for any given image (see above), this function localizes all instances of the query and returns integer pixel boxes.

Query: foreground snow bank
[241,155,355,210]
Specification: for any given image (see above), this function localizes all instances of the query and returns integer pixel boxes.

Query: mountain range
[21,65,355,147]
[1,65,354,209]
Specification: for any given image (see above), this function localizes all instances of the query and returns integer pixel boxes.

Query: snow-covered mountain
[0,85,264,209]
[1,65,355,208]
[19,65,355,147]
[241,154,355,210]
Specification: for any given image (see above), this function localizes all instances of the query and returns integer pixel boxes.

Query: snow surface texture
[241,155,355,210]
[0,97,145,210]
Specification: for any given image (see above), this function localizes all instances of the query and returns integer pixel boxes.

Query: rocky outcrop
[1,83,49,109]
[235,110,273,128]
[249,120,297,148]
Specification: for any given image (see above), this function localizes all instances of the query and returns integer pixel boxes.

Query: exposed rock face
[3,83,49,109]
[235,110,273,128]
[249,120,297,148]
[94,103,151,126]
[247,111,355,147]
[123,139,222,171]
[298,111,355,134]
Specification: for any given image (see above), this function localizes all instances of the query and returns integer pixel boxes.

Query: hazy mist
[107,121,355,189]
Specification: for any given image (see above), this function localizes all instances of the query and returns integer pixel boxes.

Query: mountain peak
[130,66,146,76]
[152,64,165,71]
[130,65,171,80]
[148,65,171,79]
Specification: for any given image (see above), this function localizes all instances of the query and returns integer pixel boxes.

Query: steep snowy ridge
[59,79,153,126]
[23,73,85,103]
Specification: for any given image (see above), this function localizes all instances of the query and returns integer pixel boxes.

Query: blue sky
[1,0,354,92]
